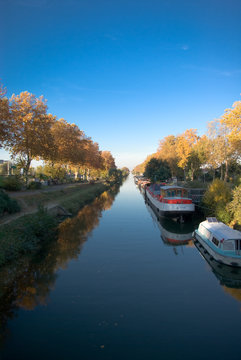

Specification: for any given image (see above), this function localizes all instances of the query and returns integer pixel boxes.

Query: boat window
[212,237,219,247]
[222,241,235,251]
[182,189,188,197]
[176,189,182,197]
[235,240,241,251]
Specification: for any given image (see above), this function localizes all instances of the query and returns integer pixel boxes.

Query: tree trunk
[25,157,31,185]
[191,163,194,181]
[224,160,228,182]
[220,164,223,180]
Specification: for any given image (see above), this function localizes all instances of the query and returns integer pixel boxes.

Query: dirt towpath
[0,182,89,226]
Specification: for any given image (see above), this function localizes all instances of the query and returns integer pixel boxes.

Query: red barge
[146,184,195,220]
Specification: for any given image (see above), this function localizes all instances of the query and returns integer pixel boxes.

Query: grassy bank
[18,182,107,208]
[59,183,108,214]
[0,182,109,267]
[0,208,57,267]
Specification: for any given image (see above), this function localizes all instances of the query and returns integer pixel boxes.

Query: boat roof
[161,186,185,190]
[201,220,241,240]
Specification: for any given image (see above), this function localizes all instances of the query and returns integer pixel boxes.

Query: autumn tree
[207,119,238,182]
[5,92,55,183]
[176,129,198,180]
[186,136,210,181]
[84,140,103,171]
[49,118,86,166]
[220,101,241,155]
[219,101,241,181]
[101,151,116,170]
[157,135,179,177]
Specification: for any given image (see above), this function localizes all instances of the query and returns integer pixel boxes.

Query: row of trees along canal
[134,100,241,183]
[0,83,129,185]
[133,100,241,229]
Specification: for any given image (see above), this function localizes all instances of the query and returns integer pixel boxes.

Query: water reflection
[194,240,241,303]
[145,202,195,250]
[0,185,120,345]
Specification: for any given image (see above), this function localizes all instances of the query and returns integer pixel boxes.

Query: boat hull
[194,230,241,267]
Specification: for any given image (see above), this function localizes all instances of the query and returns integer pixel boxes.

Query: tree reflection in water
[0,186,120,346]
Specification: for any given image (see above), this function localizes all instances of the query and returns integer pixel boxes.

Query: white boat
[193,218,241,267]
[146,184,195,219]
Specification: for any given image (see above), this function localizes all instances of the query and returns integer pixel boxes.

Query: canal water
[0,176,241,360]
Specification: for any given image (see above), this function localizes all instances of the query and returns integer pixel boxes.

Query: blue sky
[1,0,241,169]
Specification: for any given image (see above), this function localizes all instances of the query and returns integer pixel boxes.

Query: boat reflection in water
[0,186,120,346]
[145,202,194,253]
[194,239,241,303]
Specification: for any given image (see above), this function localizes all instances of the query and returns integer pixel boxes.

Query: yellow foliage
[176,129,198,169]
[221,101,241,153]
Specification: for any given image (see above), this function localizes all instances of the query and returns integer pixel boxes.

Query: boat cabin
[160,186,188,199]
[159,186,192,204]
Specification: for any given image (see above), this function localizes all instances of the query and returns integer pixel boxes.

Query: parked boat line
[135,176,241,269]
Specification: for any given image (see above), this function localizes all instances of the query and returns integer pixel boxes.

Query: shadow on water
[194,239,241,303]
[0,184,121,347]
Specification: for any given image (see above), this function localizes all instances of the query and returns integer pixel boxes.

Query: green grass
[21,183,106,207]
[59,183,108,213]
[0,208,57,267]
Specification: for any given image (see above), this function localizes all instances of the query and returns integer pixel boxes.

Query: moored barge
[146,184,195,220]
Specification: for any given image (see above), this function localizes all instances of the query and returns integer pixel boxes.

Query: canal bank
[0,182,116,267]
[1,175,241,360]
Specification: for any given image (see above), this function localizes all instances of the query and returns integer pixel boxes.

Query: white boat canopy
[201,220,241,241]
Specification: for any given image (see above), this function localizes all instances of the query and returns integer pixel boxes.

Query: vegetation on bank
[0,207,57,267]
[58,183,108,214]
[202,180,241,230]
[0,190,20,216]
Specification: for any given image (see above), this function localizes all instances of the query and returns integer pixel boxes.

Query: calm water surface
[1,176,241,360]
